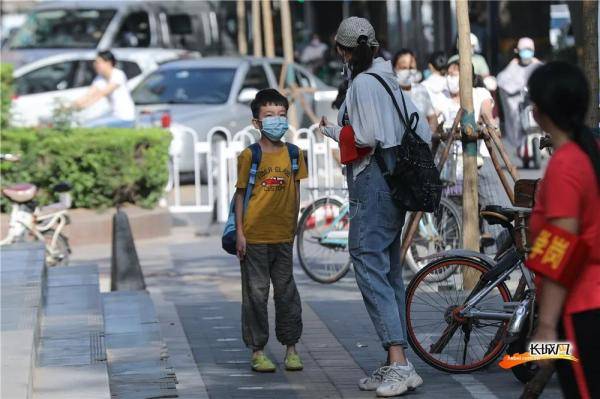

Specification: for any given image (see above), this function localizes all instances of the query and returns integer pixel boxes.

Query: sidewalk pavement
[72,226,562,399]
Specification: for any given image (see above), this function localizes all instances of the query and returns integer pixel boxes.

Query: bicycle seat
[2,183,37,203]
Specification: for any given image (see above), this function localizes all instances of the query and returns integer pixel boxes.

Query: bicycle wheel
[405,197,462,282]
[406,257,511,373]
[296,197,351,284]
[42,229,71,267]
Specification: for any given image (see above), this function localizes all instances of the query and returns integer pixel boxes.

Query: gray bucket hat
[335,17,379,48]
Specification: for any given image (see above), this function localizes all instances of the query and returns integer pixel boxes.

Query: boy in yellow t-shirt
[235,89,308,373]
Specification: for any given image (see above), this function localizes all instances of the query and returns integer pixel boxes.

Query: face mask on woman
[341,62,352,81]
[260,116,289,142]
[446,75,460,95]
[396,69,422,87]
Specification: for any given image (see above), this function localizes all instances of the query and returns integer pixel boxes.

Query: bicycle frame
[459,260,535,321]
[0,203,68,258]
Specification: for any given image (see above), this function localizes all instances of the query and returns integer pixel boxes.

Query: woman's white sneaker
[375,361,423,397]
[358,365,389,391]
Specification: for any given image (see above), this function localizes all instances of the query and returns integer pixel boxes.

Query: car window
[132,67,236,105]
[7,9,116,49]
[73,60,142,88]
[120,62,142,79]
[116,11,150,47]
[15,61,78,95]
[240,65,270,91]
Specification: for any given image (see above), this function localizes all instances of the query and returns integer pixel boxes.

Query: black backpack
[365,73,442,212]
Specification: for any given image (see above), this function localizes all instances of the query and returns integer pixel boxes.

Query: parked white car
[11,48,199,127]
[132,56,339,178]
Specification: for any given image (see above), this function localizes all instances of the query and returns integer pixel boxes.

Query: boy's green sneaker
[284,353,303,371]
[251,354,276,372]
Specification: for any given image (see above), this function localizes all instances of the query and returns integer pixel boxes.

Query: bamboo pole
[483,129,515,204]
[280,0,294,64]
[252,0,263,57]
[261,0,275,58]
[237,0,248,56]
[488,126,519,182]
[456,0,479,289]
[279,0,299,128]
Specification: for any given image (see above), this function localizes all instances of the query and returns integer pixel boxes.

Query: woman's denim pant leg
[347,161,407,350]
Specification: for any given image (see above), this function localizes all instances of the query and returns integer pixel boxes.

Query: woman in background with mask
[392,49,438,132]
[440,55,494,128]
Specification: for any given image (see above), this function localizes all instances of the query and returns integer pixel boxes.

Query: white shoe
[376,361,423,397]
[358,364,388,391]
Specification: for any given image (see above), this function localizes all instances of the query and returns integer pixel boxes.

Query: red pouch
[526,223,589,288]
[339,125,372,165]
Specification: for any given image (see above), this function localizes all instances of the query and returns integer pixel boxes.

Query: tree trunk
[457,0,480,289]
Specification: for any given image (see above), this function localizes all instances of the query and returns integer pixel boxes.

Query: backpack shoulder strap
[364,73,419,134]
[243,143,262,210]
[285,143,300,176]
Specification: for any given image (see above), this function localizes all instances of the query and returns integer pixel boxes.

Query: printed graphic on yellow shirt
[236,146,308,244]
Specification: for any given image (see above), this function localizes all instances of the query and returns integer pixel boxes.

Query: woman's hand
[236,232,247,261]
[318,116,329,134]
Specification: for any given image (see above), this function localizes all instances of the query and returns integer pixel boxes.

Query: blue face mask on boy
[260,116,289,141]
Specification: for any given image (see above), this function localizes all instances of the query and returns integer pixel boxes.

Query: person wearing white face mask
[392,49,438,132]
[497,37,543,146]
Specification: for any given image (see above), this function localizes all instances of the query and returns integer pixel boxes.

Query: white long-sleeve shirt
[322,58,432,179]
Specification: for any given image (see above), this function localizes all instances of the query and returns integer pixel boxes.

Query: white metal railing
[165,123,343,221]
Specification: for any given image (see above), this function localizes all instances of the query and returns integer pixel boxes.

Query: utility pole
[252,0,263,57]
[456,0,480,289]
[261,0,275,58]
[237,0,248,56]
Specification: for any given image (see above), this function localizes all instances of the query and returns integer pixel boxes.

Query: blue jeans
[85,115,135,128]
[347,160,407,350]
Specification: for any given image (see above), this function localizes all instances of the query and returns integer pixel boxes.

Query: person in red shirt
[527,62,600,399]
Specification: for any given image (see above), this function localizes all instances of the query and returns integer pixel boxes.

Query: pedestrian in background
[73,50,136,128]
[527,62,600,399]
[497,37,543,146]
[234,89,308,373]
[320,16,431,397]
[392,49,438,132]
[300,33,328,74]
[421,51,448,118]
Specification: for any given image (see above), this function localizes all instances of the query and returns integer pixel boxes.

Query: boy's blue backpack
[222,142,300,255]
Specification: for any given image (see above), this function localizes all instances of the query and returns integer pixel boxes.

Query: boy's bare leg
[286,345,297,356]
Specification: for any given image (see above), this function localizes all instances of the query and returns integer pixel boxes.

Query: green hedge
[0,64,13,129]
[1,128,171,209]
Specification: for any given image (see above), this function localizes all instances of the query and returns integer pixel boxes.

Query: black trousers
[240,243,302,351]
[556,309,600,399]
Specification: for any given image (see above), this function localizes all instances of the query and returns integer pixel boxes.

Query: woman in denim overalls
[320,17,432,397]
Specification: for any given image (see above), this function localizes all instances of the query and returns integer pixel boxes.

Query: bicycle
[1,153,72,267]
[404,179,541,383]
[296,195,462,284]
